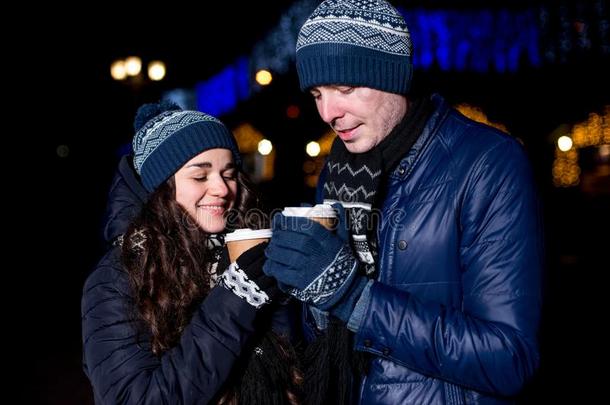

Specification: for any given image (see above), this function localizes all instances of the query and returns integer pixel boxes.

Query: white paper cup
[281,204,338,230]
[224,228,272,262]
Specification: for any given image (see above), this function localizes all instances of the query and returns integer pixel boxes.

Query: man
[264,0,543,403]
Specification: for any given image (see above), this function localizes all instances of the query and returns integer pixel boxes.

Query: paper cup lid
[282,204,337,218]
[224,228,272,242]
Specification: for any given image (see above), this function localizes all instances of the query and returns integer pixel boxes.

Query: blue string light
[195,57,250,117]
[195,3,544,116]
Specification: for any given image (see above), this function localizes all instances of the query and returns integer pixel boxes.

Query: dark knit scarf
[303,96,434,404]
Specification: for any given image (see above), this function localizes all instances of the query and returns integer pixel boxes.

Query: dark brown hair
[122,170,259,353]
[122,170,300,404]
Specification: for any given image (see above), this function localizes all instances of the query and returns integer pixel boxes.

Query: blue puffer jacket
[313,95,543,404]
[81,156,294,404]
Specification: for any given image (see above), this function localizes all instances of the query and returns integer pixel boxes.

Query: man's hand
[263,204,367,321]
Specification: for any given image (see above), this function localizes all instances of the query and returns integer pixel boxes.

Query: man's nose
[317,94,344,125]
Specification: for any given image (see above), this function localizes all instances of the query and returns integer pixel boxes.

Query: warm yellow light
[557,136,573,152]
[110,60,127,80]
[125,56,142,76]
[258,139,273,155]
[455,103,509,133]
[306,141,321,157]
[148,60,166,81]
[255,70,273,86]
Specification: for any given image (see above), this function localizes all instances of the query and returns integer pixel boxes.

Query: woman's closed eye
[222,169,237,180]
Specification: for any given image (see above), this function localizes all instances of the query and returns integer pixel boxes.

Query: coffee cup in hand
[281,204,338,230]
[224,228,272,262]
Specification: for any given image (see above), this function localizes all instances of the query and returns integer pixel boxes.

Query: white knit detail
[221,262,269,309]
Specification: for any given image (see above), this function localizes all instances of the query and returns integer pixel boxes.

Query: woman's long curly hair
[122,171,259,353]
[122,170,301,404]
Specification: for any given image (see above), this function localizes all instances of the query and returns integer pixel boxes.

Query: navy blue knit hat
[296,0,413,95]
[132,101,241,192]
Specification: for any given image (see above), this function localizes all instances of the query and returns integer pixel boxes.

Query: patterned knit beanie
[296,0,413,95]
[132,101,241,192]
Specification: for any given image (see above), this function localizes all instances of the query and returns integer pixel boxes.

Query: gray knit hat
[296,0,413,95]
[132,101,241,192]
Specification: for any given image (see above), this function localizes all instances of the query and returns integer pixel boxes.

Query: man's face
[310,85,407,153]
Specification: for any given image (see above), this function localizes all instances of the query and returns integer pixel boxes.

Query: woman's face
[174,148,238,233]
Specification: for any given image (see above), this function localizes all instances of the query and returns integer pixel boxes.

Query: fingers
[240,255,266,279]
[330,202,350,241]
[271,213,318,233]
[265,242,308,268]
[330,202,345,218]
[269,230,316,252]
[254,274,276,292]
[235,241,268,268]
[262,257,300,284]
[272,214,335,240]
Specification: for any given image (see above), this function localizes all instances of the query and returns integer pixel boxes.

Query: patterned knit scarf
[322,97,433,277]
[303,97,433,404]
[205,233,225,286]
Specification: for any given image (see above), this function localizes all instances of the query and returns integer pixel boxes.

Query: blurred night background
[25,1,609,404]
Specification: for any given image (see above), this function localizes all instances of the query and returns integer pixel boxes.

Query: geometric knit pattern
[352,233,374,263]
[323,155,380,276]
[323,160,381,202]
[220,262,270,309]
[205,234,225,288]
[288,244,358,308]
[296,0,414,94]
[128,229,148,252]
[297,0,412,56]
[204,233,225,262]
[326,161,382,179]
[322,199,378,276]
[133,110,224,174]
[130,102,241,192]
[323,183,377,202]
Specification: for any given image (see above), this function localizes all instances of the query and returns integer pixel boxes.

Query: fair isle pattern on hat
[296,0,413,94]
[297,0,412,56]
[131,103,241,192]
[133,110,224,174]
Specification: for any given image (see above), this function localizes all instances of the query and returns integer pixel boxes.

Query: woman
[82,101,301,404]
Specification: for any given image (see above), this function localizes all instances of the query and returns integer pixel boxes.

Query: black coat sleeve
[81,249,257,404]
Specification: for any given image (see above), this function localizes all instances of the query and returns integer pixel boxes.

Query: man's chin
[343,140,374,154]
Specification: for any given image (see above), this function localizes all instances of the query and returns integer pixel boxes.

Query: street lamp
[148,61,166,81]
[110,57,166,86]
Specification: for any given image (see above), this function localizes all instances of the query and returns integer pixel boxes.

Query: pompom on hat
[132,101,241,192]
[296,0,413,95]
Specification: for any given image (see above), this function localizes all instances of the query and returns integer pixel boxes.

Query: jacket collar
[388,93,451,182]
[102,155,149,244]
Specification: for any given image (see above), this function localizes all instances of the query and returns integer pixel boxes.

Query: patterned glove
[221,242,279,309]
[263,204,361,313]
